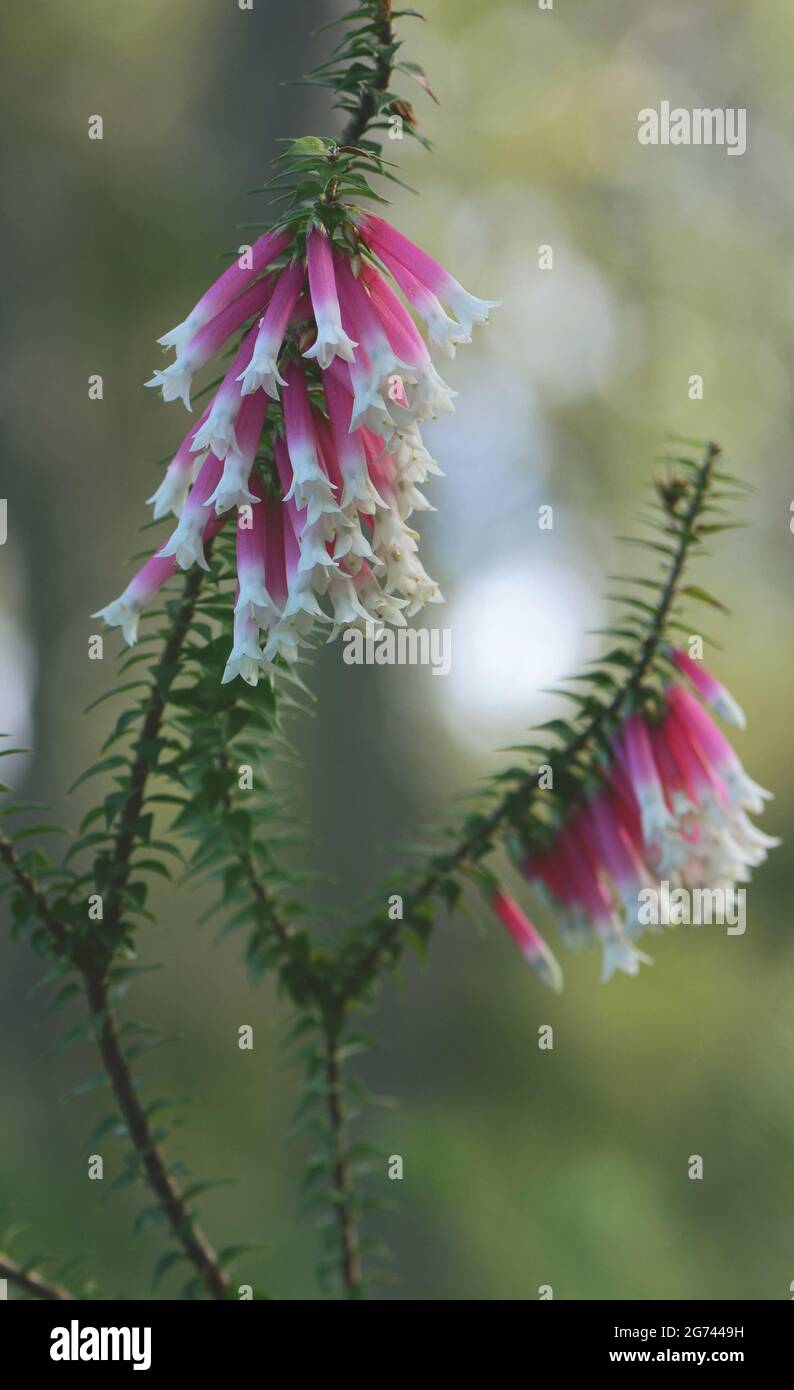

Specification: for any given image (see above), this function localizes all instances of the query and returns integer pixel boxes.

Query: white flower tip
[157,320,193,351]
[601,939,653,982]
[303,334,358,370]
[91,600,139,646]
[473,298,501,320]
[144,367,192,411]
[525,948,564,994]
[714,692,747,730]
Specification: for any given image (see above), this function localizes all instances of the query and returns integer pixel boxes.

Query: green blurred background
[1,0,793,1299]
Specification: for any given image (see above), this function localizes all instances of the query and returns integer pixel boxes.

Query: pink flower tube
[668,646,746,729]
[158,451,225,571]
[616,714,673,849]
[281,361,338,522]
[557,823,651,980]
[579,793,648,921]
[358,212,499,336]
[189,327,258,462]
[666,683,771,812]
[92,509,227,644]
[365,237,472,357]
[146,404,212,521]
[265,437,329,660]
[490,888,562,992]
[359,262,456,420]
[146,276,274,409]
[157,227,290,354]
[334,252,413,432]
[238,259,306,399]
[660,705,728,812]
[234,469,278,626]
[303,226,357,369]
[322,368,386,514]
[205,391,268,515]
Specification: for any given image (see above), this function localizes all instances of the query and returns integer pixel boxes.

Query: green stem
[100,562,209,959]
[323,1022,364,1298]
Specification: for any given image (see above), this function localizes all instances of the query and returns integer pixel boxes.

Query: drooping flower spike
[97,208,496,681]
[506,665,777,985]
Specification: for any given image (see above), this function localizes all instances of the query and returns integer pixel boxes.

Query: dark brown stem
[340,442,721,997]
[82,967,230,1300]
[2,562,231,1298]
[323,1025,363,1298]
[0,1254,75,1301]
[340,0,394,146]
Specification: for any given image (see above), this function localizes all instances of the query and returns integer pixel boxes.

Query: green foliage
[0,0,756,1308]
[297,1,432,154]
[0,399,745,1306]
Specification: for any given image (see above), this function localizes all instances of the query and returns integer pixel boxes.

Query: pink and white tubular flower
[189,329,257,462]
[579,793,651,934]
[234,473,279,628]
[146,405,212,520]
[92,509,227,645]
[302,226,357,370]
[616,713,674,854]
[511,669,776,985]
[146,275,275,410]
[558,821,652,981]
[312,410,377,569]
[159,452,225,571]
[281,360,338,523]
[365,238,471,358]
[156,227,290,354]
[322,367,386,515]
[667,683,771,813]
[359,261,456,423]
[222,602,271,688]
[333,252,415,433]
[92,553,181,647]
[490,888,563,993]
[97,205,496,679]
[272,437,330,631]
[356,211,500,337]
[668,645,746,729]
[205,391,268,515]
[238,259,305,399]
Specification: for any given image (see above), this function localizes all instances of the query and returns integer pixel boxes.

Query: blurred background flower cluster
[1,0,792,1298]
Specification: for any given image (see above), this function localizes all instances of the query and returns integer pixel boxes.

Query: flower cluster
[494,650,777,986]
[94,212,496,684]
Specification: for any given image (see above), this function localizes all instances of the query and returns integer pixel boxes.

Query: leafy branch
[335,439,727,1002]
[0,0,415,1301]
[0,0,765,1310]
[301,0,431,153]
[0,1252,75,1302]
[0,566,232,1299]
